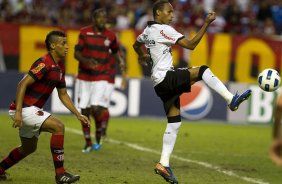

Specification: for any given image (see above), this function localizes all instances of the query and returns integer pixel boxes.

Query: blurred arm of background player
[270,92,282,166]
[74,49,98,68]
[114,47,127,90]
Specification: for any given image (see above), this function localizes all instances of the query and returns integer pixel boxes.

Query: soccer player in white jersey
[133,0,252,183]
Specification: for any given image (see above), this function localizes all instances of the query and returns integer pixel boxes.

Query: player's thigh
[101,83,115,108]
[41,115,64,134]
[77,80,92,109]
[188,66,201,82]
[90,81,108,106]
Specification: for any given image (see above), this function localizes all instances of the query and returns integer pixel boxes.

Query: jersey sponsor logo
[86,32,94,35]
[142,34,155,45]
[180,82,213,120]
[31,63,45,74]
[160,30,175,41]
[163,48,172,55]
[57,154,64,161]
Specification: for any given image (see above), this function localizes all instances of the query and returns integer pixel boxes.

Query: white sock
[202,68,233,104]
[160,122,182,167]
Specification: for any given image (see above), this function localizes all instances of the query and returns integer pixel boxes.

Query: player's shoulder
[80,25,93,33]
[103,30,115,40]
[103,28,115,36]
[36,54,53,68]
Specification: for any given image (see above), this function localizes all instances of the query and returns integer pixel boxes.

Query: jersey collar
[147,21,162,26]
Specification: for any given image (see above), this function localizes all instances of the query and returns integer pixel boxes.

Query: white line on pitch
[66,127,269,184]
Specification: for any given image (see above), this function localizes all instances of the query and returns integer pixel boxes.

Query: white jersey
[137,21,184,86]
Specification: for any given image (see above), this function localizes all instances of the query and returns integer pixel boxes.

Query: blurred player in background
[0,30,89,183]
[133,0,252,183]
[74,8,126,153]
[270,92,282,166]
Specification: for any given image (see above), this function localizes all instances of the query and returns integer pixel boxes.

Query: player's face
[158,3,174,25]
[54,37,68,59]
[93,12,107,31]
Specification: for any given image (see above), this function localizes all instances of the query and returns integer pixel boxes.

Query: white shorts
[76,79,109,108]
[9,106,51,138]
[76,79,92,109]
[100,82,115,108]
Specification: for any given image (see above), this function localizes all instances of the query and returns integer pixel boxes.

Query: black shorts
[154,68,191,114]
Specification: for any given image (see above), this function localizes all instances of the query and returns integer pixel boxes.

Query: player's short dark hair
[153,0,170,18]
[45,30,66,51]
[92,8,106,18]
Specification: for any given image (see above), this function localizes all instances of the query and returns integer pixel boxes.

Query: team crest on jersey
[36,111,44,116]
[31,63,45,74]
[104,39,110,46]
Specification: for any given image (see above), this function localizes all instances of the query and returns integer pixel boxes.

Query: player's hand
[270,139,282,166]
[13,111,23,128]
[205,11,216,24]
[120,76,127,90]
[119,61,127,72]
[77,114,90,127]
[88,58,98,68]
[138,54,151,66]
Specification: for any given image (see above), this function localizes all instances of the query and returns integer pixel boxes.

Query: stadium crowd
[0,0,282,36]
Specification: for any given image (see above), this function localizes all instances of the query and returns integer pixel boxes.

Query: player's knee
[20,144,37,155]
[54,121,65,134]
[198,65,209,80]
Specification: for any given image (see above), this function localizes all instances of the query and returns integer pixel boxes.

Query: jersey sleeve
[28,60,48,81]
[110,34,119,54]
[56,72,66,89]
[56,62,66,89]
[136,31,145,43]
[74,31,85,51]
[157,25,184,44]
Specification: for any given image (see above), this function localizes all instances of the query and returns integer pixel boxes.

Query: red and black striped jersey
[75,25,119,82]
[108,55,117,84]
[22,53,66,108]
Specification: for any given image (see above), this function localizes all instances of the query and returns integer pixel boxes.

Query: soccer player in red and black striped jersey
[0,31,89,183]
[74,9,126,152]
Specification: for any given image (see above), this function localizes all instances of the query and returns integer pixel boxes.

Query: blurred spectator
[135,9,153,31]
[0,0,281,36]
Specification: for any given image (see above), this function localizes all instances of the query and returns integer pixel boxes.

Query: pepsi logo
[180,82,213,120]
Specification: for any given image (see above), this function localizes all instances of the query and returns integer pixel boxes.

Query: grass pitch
[0,112,282,184]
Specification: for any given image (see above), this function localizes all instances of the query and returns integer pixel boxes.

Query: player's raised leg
[190,65,252,111]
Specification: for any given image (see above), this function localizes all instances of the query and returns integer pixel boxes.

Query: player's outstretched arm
[113,52,128,90]
[74,50,97,68]
[177,11,216,50]
[57,88,90,126]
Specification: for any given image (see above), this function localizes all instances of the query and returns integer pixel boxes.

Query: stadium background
[1,1,282,184]
[0,0,282,123]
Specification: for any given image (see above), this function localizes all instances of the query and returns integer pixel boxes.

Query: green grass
[0,112,282,184]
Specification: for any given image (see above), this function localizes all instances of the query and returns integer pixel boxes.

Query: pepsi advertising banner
[0,72,278,124]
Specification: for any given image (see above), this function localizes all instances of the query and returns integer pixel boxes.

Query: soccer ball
[258,68,281,92]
